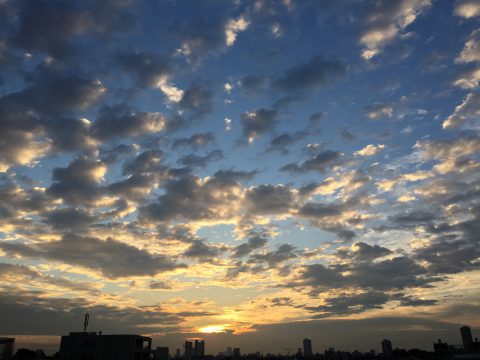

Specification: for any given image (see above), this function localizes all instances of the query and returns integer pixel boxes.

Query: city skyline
[1,0,480,355]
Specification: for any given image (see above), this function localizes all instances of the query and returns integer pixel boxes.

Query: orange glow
[198,325,227,333]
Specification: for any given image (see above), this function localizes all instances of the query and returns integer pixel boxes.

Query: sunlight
[198,325,227,334]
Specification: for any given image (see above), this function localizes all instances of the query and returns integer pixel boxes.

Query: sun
[198,325,226,334]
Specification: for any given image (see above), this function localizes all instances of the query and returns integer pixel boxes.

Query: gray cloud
[172,133,215,149]
[116,50,171,88]
[12,0,136,60]
[44,207,96,231]
[237,74,269,96]
[0,233,184,278]
[92,105,166,141]
[245,184,295,215]
[47,156,105,206]
[240,108,277,141]
[281,150,343,173]
[272,55,347,94]
[179,149,224,168]
[233,233,268,258]
[177,82,214,119]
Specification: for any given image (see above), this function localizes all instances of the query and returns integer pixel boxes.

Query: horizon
[1,0,480,357]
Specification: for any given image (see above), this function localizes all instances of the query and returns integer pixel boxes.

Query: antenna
[84,313,90,333]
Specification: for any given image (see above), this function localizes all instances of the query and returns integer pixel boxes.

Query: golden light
[198,325,226,334]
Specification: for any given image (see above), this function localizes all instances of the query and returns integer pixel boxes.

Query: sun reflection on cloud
[198,325,227,333]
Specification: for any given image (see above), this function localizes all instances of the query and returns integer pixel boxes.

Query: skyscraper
[194,340,205,357]
[461,326,473,353]
[381,339,393,356]
[184,341,193,360]
[303,338,313,359]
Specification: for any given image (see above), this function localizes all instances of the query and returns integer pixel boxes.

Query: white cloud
[456,29,480,64]
[225,17,249,47]
[443,92,480,129]
[354,144,385,157]
[360,0,431,59]
[224,82,233,94]
[454,0,480,18]
[367,104,394,119]
[454,67,480,89]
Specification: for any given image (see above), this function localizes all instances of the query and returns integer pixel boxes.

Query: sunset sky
[1,0,480,354]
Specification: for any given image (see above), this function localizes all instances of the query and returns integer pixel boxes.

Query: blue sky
[1,0,480,354]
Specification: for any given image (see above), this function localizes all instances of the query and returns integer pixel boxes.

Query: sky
[1,0,480,355]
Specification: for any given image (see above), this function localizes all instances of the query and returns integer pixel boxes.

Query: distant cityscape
[1,324,479,360]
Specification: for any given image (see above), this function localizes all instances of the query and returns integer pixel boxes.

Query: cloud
[92,105,166,141]
[0,73,107,170]
[244,184,296,215]
[442,93,480,129]
[281,150,343,173]
[237,74,269,96]
[272,55,347,94]
[240,108,277,142]
[116,50,172,88]
[338,127,357,141]
[0,288,185,335]
[174,6,249,65]
[172,133,216,149]
[177,82,214,119]
[266,131,309,154]
[233,233,268,258]
[140,173,242,223]
[44,207,96,231]
[0,234,184,278]
[354,144,385,157]
[12,0,136,60]
[335,242,392,262]
[179,150,224,168]
[294,255,438,292]
[359,0,431,59]
[453,67,480,89]
[183,240,222,260]
[122,150,164,175]
[454,0,480,18]
[456,29,480,64]
[365,103,394,120]
[46,156,107,206]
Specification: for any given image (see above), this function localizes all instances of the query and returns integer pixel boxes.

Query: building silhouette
[381,339,392,356]
[303,338,313,359]
[59,332,151,360]
[184,341,193,360]
[154,347,169,360]
[194,340,205,357]
[233,348,240,359]
[0,338,14,360]
[461,326,474,353]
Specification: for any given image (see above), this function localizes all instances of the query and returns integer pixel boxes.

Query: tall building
[381,339,393,356]
[184,341,193,360]
[0,338,15,360]
[303,338,313,359]
[154,347,169,360]
[194,340,205,357]
[233,348,240,359]
[461,326,474,353]
[58,332,151,360]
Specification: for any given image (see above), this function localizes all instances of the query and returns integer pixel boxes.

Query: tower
[185,341,193,360]
[303,338,313,359]
[194,340,205,357]
[381,339,392,356]
[461,326,473,353]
